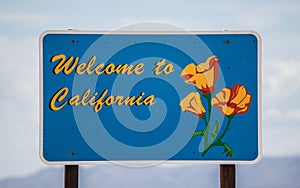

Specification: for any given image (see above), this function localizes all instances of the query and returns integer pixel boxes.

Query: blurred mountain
[1,157,299,188]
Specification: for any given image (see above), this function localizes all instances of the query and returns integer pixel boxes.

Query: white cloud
[0,0,300,179]
[263,59,300,124]
[285,109,300,119]
[263,126,300,156]
[0,12,53,26]
[0,35,42,178]
[264,60,300,96]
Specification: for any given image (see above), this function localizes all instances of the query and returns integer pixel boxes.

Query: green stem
[217,115,235,141]
[202,140,224,157]
[201,115,235,157]
[202,114,208,128]
[203,93,212,121]
[192,114,208,138]
[202,143,213,157]
[202,140,234,157]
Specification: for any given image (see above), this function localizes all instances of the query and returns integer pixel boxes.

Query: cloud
[264,60,300,97]
[0,0,300,179]
[0,12,53,26]
[0,35,42,178]
[263,59,300,123]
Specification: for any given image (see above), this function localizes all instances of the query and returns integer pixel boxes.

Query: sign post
[64,165,78,188]
[39,30,261,187]
[220,164,235,188]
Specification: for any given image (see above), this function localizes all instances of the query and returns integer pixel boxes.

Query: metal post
[220,164,235,188]
[65,165,79,188]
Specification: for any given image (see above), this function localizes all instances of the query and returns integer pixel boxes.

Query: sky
[0,0,300,179]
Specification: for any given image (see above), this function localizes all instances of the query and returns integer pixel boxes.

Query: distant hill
[1,157,299,188]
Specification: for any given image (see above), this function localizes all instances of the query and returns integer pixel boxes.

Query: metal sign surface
[39,30,261,164]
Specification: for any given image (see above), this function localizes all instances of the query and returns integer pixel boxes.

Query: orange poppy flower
[181,56,219,94]
[179,92,206,118]
[211,85,252,116]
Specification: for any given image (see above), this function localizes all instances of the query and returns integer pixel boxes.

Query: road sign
[39,30,261,164]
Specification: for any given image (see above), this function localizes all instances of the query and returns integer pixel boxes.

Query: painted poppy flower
[180,92,206,118]
[181,56,219,95]
[211,84,252,116]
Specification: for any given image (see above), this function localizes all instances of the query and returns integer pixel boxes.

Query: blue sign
[39,31,261,164]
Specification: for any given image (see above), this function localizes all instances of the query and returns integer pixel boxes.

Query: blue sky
[0,0,300,179]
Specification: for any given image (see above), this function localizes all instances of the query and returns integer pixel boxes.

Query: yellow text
[49,87,156,112]
[153,59,174,75]
[51,54,145,75]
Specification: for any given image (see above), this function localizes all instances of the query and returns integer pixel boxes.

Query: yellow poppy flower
[180,92,206,118]
[181,56,219,94]
[211,85,252,116]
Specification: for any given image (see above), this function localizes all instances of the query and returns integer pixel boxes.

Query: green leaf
[192,130,205,138]
[223,143,234,158]
[209,120,219,143]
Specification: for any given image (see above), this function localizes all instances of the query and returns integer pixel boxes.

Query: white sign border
[39,30,262,165]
